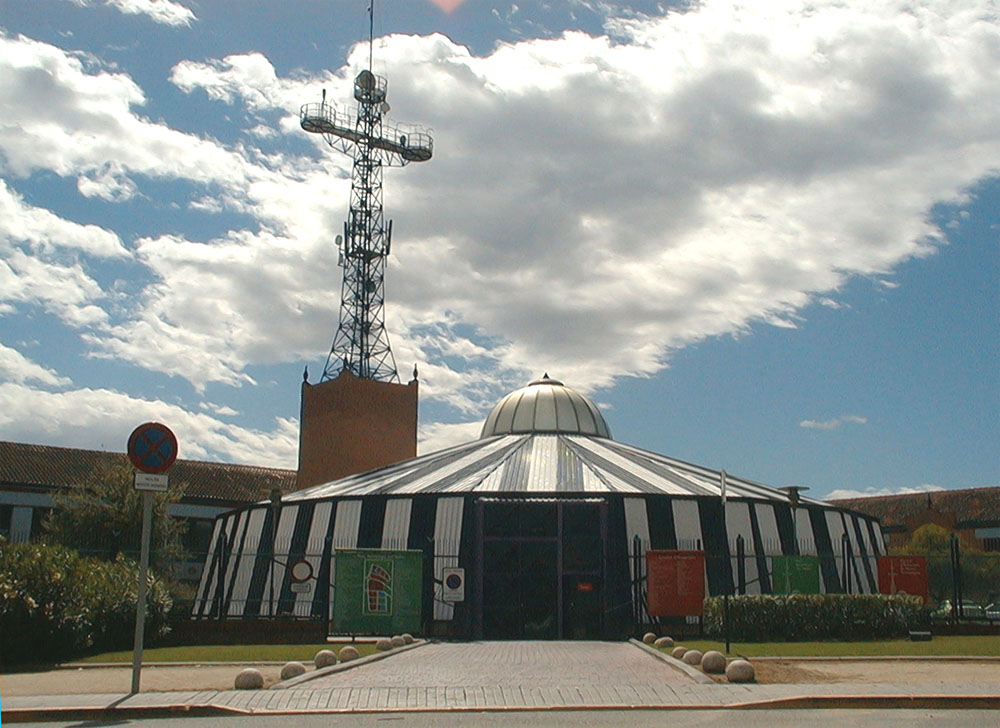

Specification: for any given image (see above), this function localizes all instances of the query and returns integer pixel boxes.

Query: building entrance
[476,498,607,640]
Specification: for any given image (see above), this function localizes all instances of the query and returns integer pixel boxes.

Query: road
[10,710,1000,727]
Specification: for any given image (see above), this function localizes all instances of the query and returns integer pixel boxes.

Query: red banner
[877,556,930,604]
[646,550,705,617]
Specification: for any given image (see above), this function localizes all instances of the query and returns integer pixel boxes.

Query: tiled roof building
[0,440,296,550]
[830,487,1000,551]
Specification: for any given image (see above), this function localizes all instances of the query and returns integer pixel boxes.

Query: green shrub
[704,593,929,641]
[0,538,172,666]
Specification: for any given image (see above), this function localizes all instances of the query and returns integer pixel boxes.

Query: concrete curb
[6,694,1000,722]
[629,638,715,684]
[271,638,428,689]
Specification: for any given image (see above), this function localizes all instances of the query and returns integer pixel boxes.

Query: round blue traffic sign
[127,422,178,474]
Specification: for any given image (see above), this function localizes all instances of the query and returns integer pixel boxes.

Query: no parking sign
[442,567,465,602]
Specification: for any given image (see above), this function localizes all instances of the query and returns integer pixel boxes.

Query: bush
[703,593,929,641]
[0,538,172,666]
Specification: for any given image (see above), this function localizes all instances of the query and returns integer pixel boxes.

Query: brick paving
[5,640,1000,717]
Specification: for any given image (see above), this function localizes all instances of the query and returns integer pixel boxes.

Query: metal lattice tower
[300,5,432,382]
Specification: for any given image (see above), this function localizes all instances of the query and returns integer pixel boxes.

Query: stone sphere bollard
[653,636,674,649]
[682,649,703,665]
[726,659,756,683]
[671,646,688,659]
[314,649,338,669]
[376,637,393,651]
[339,645,360,661]
[391,635,406,648]
[402,633,415,644]
[280,661,306,680]
[234,667,264,690]
[701,650,726,674]
[642,632,657,644]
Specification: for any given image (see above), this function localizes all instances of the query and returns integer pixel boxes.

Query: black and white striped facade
[193,378,885,638]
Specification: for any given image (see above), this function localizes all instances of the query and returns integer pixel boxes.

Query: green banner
[333,549,423,634]
[771,555,821,594]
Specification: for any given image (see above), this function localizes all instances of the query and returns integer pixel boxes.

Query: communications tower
[295,3,430,490]
[300,5,433,383]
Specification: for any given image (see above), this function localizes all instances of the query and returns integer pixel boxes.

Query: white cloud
[65,0,196,27]
[418,420,483,454]
[0,34,257,188]
[827,484,946,500]
[0,344,72,387]
[199,401,240,417]
[0,179,127,258]
[3,0,1000,436]
[800,414,869,430]
[0,382,297,467]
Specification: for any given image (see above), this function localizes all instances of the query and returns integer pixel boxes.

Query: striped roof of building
[0,440,297,505]
[283,432,824,505]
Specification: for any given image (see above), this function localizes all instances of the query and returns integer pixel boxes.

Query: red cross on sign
[127,422,178,474]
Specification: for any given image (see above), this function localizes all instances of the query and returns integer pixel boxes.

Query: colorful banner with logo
[771,555,821,594]
[877,555,930,603]
[646,550,705,617]
[333,549,422,633]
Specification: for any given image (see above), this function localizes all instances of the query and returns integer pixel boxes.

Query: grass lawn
[666,635,1000,657]
[75,642,381,664]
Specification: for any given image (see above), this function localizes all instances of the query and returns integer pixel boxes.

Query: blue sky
[0,0,996,499]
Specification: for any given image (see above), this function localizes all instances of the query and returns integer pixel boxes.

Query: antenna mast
[300,0,433,382]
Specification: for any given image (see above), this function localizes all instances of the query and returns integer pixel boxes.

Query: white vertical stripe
[261,505,298,616]
[853,514,878,593]
[725,502,759,595]
[824,510,847,594]
[332,500,363,547]
[217,511,248,616]
[433,497,464,620]
[329,500,363,621]
[293,501,333,617]
[623,497,650,550]
[872,521,886,554]
[755,504,781,556]
[623,497,651,621]
[194,518,224,616]
[382,498,413,549]
[228,509,266,616]
[795,508,815,554]
[672,499,701,549]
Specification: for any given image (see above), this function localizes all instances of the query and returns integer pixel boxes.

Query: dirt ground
[2,659,1000,696]
[750,659,1000,685]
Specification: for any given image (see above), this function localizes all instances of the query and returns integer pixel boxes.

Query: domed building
[193,376,885,639]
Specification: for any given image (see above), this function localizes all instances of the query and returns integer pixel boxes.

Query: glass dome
[480,374,612,439]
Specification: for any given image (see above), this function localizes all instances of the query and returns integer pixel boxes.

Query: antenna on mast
[299,1,433,382]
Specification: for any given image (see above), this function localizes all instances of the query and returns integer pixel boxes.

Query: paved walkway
[4,641,999,720]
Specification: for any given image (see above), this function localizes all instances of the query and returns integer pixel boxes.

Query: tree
[43,458,187,569]
[901,523,1000,604]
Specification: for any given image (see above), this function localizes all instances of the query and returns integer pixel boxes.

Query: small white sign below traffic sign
[133,472,169,491]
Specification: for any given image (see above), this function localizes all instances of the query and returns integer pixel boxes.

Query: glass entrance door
[478,499,606,639]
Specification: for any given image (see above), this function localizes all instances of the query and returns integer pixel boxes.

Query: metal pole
[216,531,227,621]
[723,589,730,654]
[736,535,746,595]
[131,490,153,694]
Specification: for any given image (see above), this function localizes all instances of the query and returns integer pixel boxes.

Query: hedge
[0,538,172,665]
[703,593,929,641]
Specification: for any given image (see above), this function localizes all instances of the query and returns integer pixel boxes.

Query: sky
[0,0,997,500]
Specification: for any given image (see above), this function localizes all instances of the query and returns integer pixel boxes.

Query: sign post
[127,422,178,694]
